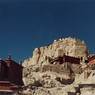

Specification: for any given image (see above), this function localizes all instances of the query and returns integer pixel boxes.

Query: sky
[0,0,95,62]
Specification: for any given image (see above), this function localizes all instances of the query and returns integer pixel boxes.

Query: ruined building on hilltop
[23,37,89,67]
[22,37,95,95]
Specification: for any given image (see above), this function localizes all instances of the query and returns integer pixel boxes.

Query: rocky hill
[20,37,95,95]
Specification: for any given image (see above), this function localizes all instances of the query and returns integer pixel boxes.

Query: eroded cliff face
[20,37,95,95]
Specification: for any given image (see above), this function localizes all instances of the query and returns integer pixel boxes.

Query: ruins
[21,37,95,95]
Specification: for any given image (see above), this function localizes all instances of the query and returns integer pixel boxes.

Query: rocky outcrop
[21,37,95,95]
[23,63,75,86]
[22,37,88,67]
[20,67,95,95]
